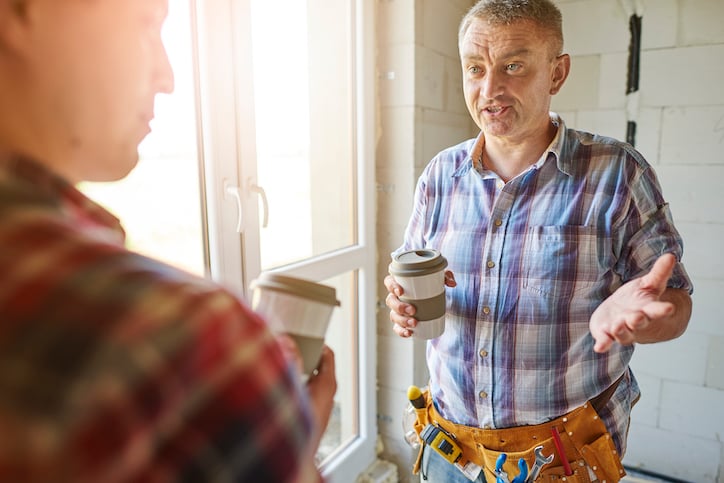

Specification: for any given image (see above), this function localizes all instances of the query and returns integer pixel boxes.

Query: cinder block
[640,46,724,107]
[377,334,417,387]
[418,109,475,169]
[675,222,724,280]
[376,209,412,245]
[376,385,409,439]
[421,0,467,59]
[554,55,601,111]
[555,110,578,126]
[688,279,724,337]
[378,44,416,108]
[659,381,724,443]
[659,106,724,166]
[598,52,627,109]
[640,0,678,50]
[377,0,416,46]
[559,0,629,56]
[416,47,446,111]
[680,0,724,46]
[655,165,724,224]
[634,107,663,165]
[706,336,724,391]
[623,423,721,482]
[630,332,707,386]
[444,57,469,116]
[378,435,417,483]
[629,372,661,427]
[378,107,416,166]
[575,109,627,140]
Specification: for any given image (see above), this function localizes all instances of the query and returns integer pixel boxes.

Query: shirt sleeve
[394,167,431,257]
[149,290,322,483]
[615,155,693,293]
[0,255,321,482]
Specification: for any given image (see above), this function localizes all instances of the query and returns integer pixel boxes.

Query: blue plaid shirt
[394,114,692,454]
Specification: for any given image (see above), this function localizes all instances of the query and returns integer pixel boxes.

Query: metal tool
[511,457,529,483]
[496,453,529,483]
[525,445,554,483]
[495,453,509,483]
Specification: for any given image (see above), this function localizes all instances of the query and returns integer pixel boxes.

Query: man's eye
[468,66,482,74]
[506,63,521,72]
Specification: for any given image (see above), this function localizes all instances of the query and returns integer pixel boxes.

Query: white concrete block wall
[552,1,724,481]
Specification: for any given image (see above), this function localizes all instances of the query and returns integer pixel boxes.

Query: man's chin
[85,154,140,183]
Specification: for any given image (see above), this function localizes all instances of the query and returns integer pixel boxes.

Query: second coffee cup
[250,273,340,379]
[389,249,448,339]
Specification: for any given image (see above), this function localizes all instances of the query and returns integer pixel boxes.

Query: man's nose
[481,70,503,99]
[156,44,175,95]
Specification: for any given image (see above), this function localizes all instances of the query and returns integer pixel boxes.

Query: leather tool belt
[411,377,627,482]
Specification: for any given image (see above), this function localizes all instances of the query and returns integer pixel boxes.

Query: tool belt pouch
[410,389,625,482]
[410,394,433,475]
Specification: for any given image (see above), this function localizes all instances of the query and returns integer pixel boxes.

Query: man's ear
[0,0,32,55]
[549,53,571,96]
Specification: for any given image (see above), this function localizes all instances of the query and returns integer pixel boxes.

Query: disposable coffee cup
[389,249,448,339]
[250,273,340,379]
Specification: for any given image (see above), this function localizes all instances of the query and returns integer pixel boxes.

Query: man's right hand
[306,346,336,451]
[277,336,337,452]
[384,271,456,338]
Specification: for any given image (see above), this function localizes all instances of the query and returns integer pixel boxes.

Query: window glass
[317,271,359,464]
[250,0,356,271]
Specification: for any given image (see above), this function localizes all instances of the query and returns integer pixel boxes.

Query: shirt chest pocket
[521,225,608,299]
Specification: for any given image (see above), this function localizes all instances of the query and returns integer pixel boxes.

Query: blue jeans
[420,445,487,483]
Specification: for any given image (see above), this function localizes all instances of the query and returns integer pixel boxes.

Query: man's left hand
[589,253,691,353]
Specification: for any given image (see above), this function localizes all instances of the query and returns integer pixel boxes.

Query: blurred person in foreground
[384,1,692,481]
[0,0,335,481]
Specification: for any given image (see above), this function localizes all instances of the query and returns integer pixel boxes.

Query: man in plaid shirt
[384,1,692,481]
[0,0,335,482]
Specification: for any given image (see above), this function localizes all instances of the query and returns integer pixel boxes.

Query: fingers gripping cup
[250,273,340,379]
[389,249,448,339]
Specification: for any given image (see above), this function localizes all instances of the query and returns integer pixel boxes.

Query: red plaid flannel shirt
[0,155,321,482]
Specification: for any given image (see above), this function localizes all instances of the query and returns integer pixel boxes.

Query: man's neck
[482,121,557,182]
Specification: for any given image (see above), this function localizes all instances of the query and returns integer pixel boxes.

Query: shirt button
[487,260,495,269]
[479,391,488,399]
[484,424,492,430]
[479,349,488,358]
[482,306,491,315]
[494,219,502,227]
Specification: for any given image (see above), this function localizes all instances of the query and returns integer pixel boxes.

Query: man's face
[459,18,568,145]
[23,0,174,181]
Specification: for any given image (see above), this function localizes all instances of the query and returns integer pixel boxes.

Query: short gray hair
[459,0,564,55]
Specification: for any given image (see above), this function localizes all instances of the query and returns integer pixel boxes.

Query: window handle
[223,179,269,233]
[248,179,269,229]
[224,181,244,233]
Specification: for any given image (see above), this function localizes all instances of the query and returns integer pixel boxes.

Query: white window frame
[192,0,377,480]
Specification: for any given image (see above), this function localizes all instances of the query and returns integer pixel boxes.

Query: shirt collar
[0,154,126,244]
[456,112,571,178]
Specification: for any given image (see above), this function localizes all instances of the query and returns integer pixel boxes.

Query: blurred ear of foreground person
[0,1,336,482]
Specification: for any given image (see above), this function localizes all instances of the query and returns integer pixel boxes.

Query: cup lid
[250,273,341,307]
[389,249,448,277]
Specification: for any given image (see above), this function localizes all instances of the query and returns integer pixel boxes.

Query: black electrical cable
[626,14,642,95]
[625,14,642,145]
